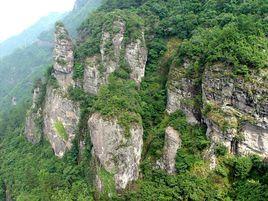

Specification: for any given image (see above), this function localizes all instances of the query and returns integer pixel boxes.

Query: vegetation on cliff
[0,0,267,200]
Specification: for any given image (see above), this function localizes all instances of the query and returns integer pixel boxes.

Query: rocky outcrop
[43,87,80,157]
[42,23,80,157]
[166,59,199,124]
[88,113,143,190]
[126,35,147,84]
[83,20,147,95]
[158,127,181,174]
[203,63,268,161]
[25,86,42,144]
[53,22,75,92]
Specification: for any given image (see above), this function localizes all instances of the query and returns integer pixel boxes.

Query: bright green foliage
[231,180,268,201]
[231,157,253,179]
[54,120,68,141]
[101,0,146,10]
[73,63,85,80]
[92,76,142,135]
[124,165,230,200]
[170,111,210,173]
[179,24,268,73]
[0,135,94,200]
[97,169,117,199]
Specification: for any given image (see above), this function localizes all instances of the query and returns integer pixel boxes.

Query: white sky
[0,0,76,42]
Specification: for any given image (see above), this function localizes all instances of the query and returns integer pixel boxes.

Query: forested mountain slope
[0,0,267,200]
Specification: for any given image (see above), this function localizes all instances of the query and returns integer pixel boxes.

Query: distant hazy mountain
[38,0,102,41]
[0,12,64,58]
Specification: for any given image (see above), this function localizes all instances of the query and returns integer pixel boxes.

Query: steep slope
[1,0,268,200]
[26,11,148,191]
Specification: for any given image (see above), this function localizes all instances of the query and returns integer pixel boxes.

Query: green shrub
[215,165,229,177]
[92,75,142,135]
[73,63,84,80]
[215,143,228,157]
[232,157,253,179]
[54,120,68,141]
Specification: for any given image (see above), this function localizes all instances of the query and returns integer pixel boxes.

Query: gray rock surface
[126,36,147,84]
[53,23,75,92]
[88,113,143,190]
[43,87,80,158]
[202,63,268,163]
[166,59,199,124]
[83,20,147,95]
[161,126,181,174]
[42,23,79,157]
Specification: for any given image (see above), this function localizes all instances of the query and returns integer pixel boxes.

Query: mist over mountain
[0,12,64,58]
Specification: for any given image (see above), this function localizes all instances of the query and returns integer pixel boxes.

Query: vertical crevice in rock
[166,59,200,124]
[231,140,238,155]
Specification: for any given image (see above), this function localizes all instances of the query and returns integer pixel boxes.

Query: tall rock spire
[53,22,75,92]
[42,22,80,158]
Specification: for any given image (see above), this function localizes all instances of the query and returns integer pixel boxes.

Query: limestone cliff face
[88,113,143,190]
[203,64,268,159]
[25,86,42,144]
[53,22,75,92]
[43,87,80,157]
[166,59,199,124]
[83,20,147,95]
[167,58,267,167]
[157,127,181,174]
[163,127,181,174]
[43,23,80,157]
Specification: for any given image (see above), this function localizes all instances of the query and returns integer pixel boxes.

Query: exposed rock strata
[88,113,143,190]
[203,63,268,162]
[53,22,75,92]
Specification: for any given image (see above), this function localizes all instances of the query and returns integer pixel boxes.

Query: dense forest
[0,0,267,200]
